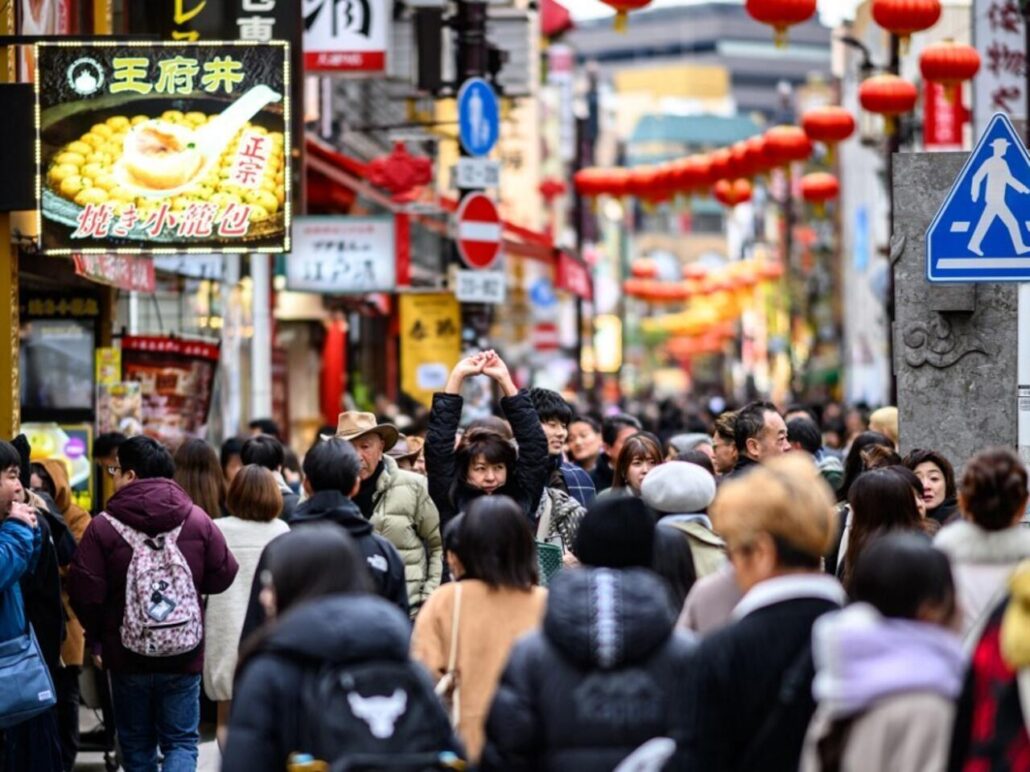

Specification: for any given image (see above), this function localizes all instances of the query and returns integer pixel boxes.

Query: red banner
[924,81,966,152]
[73,254,155,292]
[556,251,593,301]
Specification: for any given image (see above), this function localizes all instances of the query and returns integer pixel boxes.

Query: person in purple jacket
[69,436,238,772]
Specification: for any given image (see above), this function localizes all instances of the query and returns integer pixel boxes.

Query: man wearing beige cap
[336,412,442,616]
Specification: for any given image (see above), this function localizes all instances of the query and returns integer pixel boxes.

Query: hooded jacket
[934,519,1030,640]
[481,568,698,771]
[801,604,965,772]
[239,490,409,645]
[425,391,551,529]
[223,594,462,772]
[68,477,239,674]
[40,458,91,667]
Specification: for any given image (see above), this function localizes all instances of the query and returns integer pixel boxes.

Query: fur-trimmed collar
[934,520,1030,564]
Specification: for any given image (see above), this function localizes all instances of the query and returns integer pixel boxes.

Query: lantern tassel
[946,84,959,105]
[884,115,897,136]
[898,34,911,56]
[614,10,628,33]
[815,202,826,219]
[774,24,788,49]
[826,143,835,166]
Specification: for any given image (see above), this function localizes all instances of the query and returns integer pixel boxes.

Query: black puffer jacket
[239,491,409,645]
[425,390,550,528]
[224,594,463,772]
[481,568,698,771]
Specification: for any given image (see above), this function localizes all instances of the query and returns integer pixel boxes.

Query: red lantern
[920,40,981,103]
[764,125,812,167]
[713,178,753,207]
[627,165,664,200]
[801,106,856,154]
[758,261,785,281]
[730,141,758,180]
[744,135,772,177]
[859,74,918,135]
[708,148,734,182]
[872,0,941,53]
[745,0,817,47]
[601,0,651,32]
[574,167,631,197]
[631,258,659,279]
[538,177,567,203]
[800,172,840,217]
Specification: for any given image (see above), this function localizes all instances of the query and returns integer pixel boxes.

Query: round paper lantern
[573,167,608,197]
[764,125,813,167]
[627,165,663,200]
[872,0,941,53]
[920,40,981,103]
[631,258,659,279]
[801,106,856,158]
[730,141,759,180]
[800,172,840,217]
[745,0,818,47]
[713,178,753,207]
[744,135,772,177]
[538,177,567,203]
[708,148,735,182]
[601,0,651,32]
[859,74,918,135]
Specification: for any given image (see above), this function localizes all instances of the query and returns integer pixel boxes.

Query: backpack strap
[99,512,185,550]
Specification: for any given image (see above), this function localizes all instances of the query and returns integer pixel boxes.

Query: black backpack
[299,658,463,771]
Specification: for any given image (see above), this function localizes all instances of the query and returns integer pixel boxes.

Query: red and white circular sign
[455,193,502,270]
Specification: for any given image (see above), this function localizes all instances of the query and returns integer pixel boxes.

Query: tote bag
[0,625,56,728]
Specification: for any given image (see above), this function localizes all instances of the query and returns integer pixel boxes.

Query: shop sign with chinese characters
[125,0,296,43]
[73,253,156,292]
[304,0,389,73]
[400,293,462,408]
[973,0,1027,135]
[287,216,396,294]
[35,41,291,255]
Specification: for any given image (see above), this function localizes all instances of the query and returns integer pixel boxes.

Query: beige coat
[411,580,547,762]
[371,455,443,614]
[663,519,727,579]
[801,692,954,772]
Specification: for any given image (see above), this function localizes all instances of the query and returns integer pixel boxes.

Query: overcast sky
[562,0,863,26]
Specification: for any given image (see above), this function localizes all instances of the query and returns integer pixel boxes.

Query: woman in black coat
[224,524,462,772]
[481,567,698,771]
[424,350,550,529]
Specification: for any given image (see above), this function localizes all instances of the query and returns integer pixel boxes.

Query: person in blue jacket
[0,439,46,771]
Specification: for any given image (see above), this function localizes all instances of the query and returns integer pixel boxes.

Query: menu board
[121,336,219,449]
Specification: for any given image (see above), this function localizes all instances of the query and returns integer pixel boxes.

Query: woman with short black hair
[224,524,461,772]
[412,496,546,762]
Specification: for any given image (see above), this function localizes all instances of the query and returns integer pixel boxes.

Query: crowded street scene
[0,0,1029,769]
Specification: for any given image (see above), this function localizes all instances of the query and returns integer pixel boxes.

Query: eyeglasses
[106,465,121,476]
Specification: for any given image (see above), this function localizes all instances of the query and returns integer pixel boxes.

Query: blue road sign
[457,78,499,158]
[928,113,1030,282]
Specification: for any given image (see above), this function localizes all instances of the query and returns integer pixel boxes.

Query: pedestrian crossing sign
[927,113,1030,282]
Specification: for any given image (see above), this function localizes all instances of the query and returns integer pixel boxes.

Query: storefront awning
[304,134,556,265]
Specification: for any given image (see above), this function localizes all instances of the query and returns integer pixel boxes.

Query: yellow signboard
[400,293,462,408]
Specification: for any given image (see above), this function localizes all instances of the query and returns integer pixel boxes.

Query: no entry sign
[455,193,502,270]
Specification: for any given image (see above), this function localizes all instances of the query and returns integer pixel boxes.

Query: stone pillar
[893,152,1018,470]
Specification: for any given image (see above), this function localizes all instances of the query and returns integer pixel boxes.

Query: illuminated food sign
[35,41,291,254]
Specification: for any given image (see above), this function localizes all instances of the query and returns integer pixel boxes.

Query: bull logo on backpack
[347,690,408,739]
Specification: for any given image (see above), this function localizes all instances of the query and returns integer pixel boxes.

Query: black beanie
[573,495,655,569]
[10,434,30,490]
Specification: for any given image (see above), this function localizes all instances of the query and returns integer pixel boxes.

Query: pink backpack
[100,513,203,658]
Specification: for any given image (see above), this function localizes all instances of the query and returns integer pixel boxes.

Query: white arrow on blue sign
[457,77,500,158]
[927,113,1030,282]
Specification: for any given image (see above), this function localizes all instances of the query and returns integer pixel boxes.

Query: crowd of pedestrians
[3,351,1030,771]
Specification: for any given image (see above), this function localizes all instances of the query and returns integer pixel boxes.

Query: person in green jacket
[336,412,443,617]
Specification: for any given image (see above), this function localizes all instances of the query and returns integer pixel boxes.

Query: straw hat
[334,412,399,451]
[387,435,425,462]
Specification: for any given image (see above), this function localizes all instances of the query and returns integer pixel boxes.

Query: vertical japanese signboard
[924,81,966,151]
[303,0,390,72]
[973,0,1026,136]
[35,41,291,255]
[400,293,461,408]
